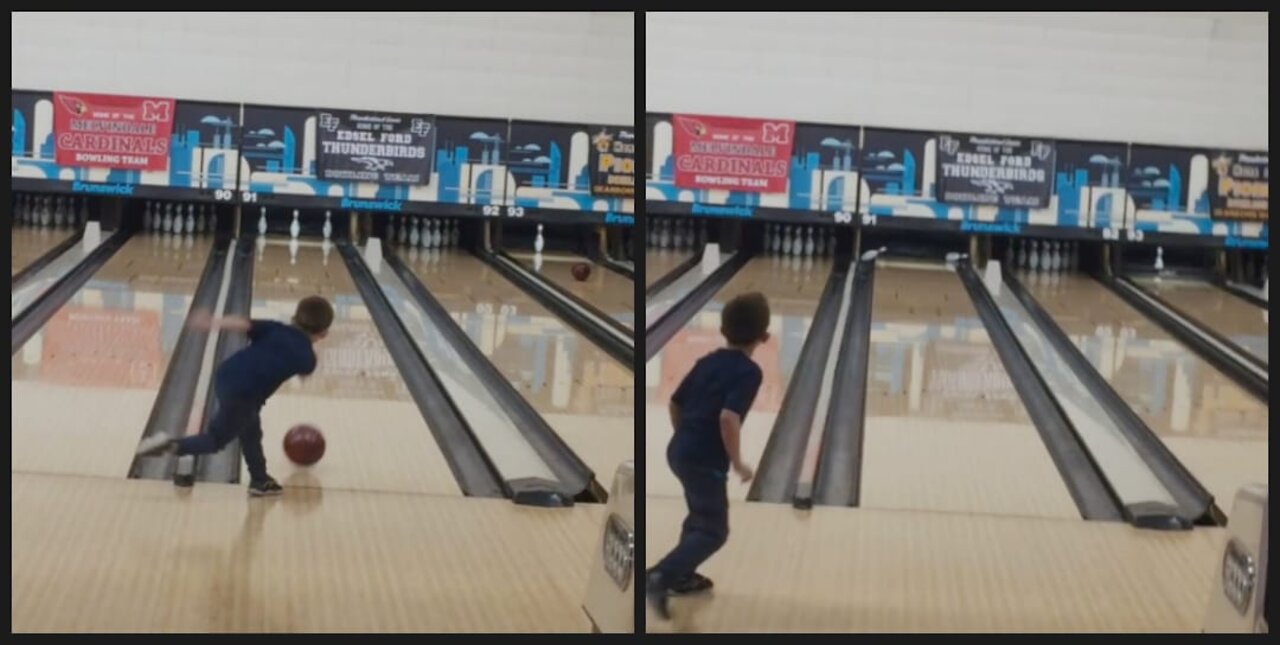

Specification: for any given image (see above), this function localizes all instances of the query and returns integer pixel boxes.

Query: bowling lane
[645,248,694,289]
[399,247,633,485]
[507,251,634,329]
[12,234,214,477]
[12,226,77,277]
[647,256,832,501]
[1131,276,1268,365]
[1025,273,1268,511]
[247,239,461,496]
[859,261,1080,519]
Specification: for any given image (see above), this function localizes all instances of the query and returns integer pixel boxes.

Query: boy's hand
[733,462,754,483]
[188,310,213,331]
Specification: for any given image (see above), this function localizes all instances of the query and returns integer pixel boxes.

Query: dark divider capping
[196,237,256,484]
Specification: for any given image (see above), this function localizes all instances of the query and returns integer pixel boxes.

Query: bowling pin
[323,211,333,240]
[409,217,420,246]
[804,226,815,256]
[397,216,408,244]
[791,227,803,256]
[659,219,670,248]
[143,201,153,231]
[535,224,545,253]
[53,197,64,227]
[1029,240,1040,271]
[163,203,174,233]
[186,204,195,235]
[257,207,268,236]
[290,209,301,239]
[781,226,792,255]
[1154,246,1164,272]
[432,219,442,248]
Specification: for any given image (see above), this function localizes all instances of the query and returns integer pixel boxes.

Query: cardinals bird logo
[59,95,88,116]
[676,116,709,138]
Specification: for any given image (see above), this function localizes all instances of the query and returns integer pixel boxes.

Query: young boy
[137,295,334,496]
[647,291,770,620]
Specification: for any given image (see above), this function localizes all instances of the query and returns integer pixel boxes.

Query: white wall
[646,12,1267,150]
[11,11,633,125]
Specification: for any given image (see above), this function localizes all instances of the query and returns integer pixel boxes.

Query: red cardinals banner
[672,114,795,193]
[53,92,176,171]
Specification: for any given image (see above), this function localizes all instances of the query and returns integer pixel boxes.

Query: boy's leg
[238,411,271,484]
[651,463,730,589]
[168,398,245,456]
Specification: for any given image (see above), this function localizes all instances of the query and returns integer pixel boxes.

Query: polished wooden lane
[508,251,634,329]
[12,225,77,277]
[1132,276,1268,365]
[646,498,1224,633]
[1024,272,1268,513]
[244,239,461,496]
[645,248,695,289]
[12,472,601,632]
[859,262,1080,519]
[400,246,633,490]
[12,234,212,478]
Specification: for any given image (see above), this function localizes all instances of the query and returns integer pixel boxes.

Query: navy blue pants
[174,396,269,483]
[652,456,730,586]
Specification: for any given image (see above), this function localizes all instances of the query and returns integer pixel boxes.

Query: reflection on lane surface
[647,256,832,501]
[12,226,77,277]
[401,246,633,488]
[12,234,212,478]
[1026,273,1268,511]
[860,262,1080,519]
[508,251,634,329]
[1133,276,1268,365]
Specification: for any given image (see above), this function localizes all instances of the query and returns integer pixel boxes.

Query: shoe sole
[248,489,283,497]
[668,586,713,597]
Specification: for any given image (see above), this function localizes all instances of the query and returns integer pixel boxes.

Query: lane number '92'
[482,205,526,218]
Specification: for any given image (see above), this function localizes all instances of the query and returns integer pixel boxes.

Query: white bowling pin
[1154,246,1164,272]
[39,197,50,227]
[257,207,267,236]
[804,226,815,256]
[781,226,792,255]
[53,197,64,227]
[163,204,174,233]
[323,211,333,240]
[290,209,301,239]
[143,201,153,230]
[791,227,803,256]
[196,205,207,233]
[409,218,420,246]
[1029,240,1040,271]
[659,219,670,248]
[397,216,408,244]
[535,224,545,253]
[185,204,195,234]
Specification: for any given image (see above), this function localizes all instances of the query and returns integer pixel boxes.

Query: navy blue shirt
[668,348,763,471]
[214,320,317,403]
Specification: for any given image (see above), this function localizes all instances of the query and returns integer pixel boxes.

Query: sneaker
[248,479,283,497]
[645,569,671,620]
[136,433,176,457]
[669,572,714,595]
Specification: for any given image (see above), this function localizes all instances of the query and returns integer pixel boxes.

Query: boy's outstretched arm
[188,311,252,333]
[720,410,754,483]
